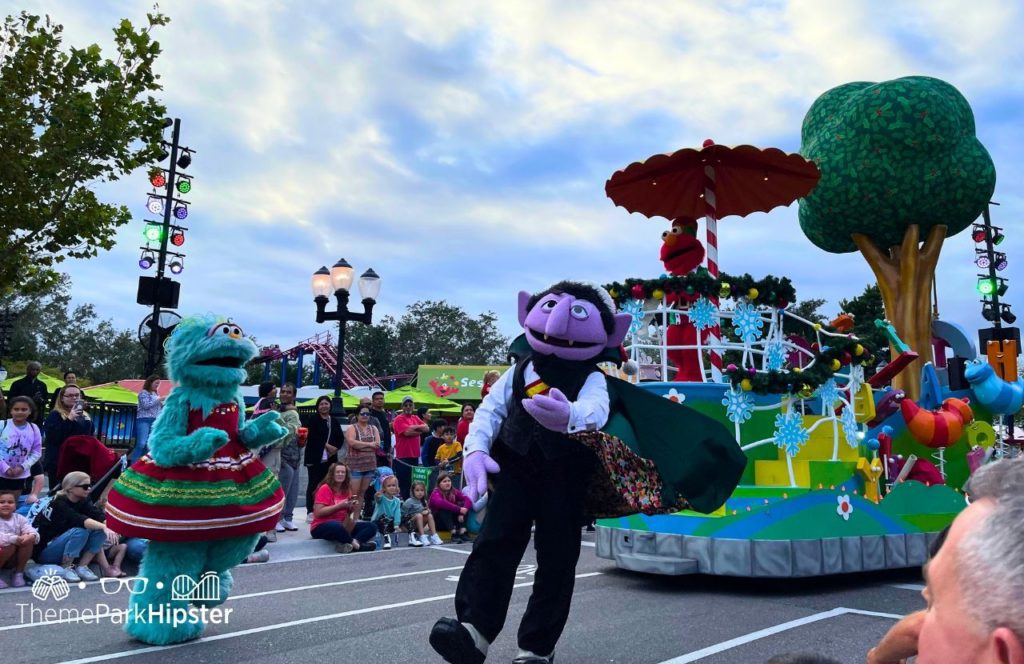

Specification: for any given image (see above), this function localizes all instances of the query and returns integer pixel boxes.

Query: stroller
[58,435,130,502]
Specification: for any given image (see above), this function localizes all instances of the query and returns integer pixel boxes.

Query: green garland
[725,337,877,395]
[603,270,797,308]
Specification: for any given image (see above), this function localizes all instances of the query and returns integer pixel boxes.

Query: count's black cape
[508,335,746,514]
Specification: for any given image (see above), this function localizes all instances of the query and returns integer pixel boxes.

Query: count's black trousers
[454,443,591,656]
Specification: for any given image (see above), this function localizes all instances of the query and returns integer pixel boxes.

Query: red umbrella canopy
[606,141,820,221]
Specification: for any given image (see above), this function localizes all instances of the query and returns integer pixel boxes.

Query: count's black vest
[496,353,600,461]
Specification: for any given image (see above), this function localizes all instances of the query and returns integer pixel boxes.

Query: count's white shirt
[463,361,610,456]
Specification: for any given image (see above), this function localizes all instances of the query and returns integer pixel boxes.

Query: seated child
[434,426,463,488]
[429,472,472,543]
[371,475,403,550]
[401,481,443,547]
[0,489,39,588]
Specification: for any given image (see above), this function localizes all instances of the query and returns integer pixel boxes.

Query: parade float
[592,76,1018,577]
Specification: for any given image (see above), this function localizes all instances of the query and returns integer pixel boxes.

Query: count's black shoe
[430,617,486,664]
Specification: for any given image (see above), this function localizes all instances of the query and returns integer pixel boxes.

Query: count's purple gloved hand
[521,387,571,432]
[463,451,500,503]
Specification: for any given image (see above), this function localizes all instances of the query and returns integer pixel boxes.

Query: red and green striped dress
[105,403,284,542]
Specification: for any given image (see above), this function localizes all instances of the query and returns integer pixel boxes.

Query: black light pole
[312,260,381,416]
[143,117,194,376]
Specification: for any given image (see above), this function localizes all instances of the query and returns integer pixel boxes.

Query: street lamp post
[311,259,381,416]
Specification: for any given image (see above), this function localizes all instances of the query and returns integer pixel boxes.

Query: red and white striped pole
[703,139,723,382]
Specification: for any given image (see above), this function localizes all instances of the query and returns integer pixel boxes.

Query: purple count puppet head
[518,281,631,361]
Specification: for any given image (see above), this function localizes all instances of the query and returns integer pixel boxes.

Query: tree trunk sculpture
[852,225,945,401]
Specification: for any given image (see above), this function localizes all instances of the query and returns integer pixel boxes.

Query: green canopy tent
[295,392,362,409]
[82,384,143,404]
[1,372,66,393]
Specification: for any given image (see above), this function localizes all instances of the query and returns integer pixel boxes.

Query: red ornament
[811,342,820,353]
[841,352,852,365]
[631,284,646,299]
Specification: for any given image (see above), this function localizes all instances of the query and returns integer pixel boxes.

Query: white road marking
[50,572,604,664]
[889,583,925,592]
[0,564,465,632]
[581,541,595,548]
[657,607,904,663]
[427,545,472,555]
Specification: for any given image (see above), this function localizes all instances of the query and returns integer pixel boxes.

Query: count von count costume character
[429,282,745,664]
[105,314,285,645]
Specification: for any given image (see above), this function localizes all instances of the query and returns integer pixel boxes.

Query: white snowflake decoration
[774,410,810,457]
[764,339,787,371]
[816,378,841,411]
[687,297,718,332]
[620,299,645,338]
[841,405,860,448]
[722,387,754,424]
[732,302,765,344]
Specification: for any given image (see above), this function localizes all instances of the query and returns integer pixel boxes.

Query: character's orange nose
[664,234,678,246]
[229,331,242,339]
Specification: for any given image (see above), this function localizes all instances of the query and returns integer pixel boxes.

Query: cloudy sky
[19,0,1024,352]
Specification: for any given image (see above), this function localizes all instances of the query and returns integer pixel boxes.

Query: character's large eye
[670,226,683,235]
[570,304,589,320]
[541,299,557,311]
[207,323,244,338]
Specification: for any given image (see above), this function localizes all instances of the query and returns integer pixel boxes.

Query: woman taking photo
[309,463,377,553]
[344,406,381,513]
[303,396,342,523]
[132,375,164,464]
[43,386,93,488]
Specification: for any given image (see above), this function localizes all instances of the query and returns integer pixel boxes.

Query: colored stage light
[975,255,991,269]
[977,278,996,296]
[177,151,192,169]
[993,231,1006,245]
[146,196,163,214]
[173,205,188,220]
[176,178,191,194]
[150,172,166,188]
[171,229,185,247]
[169,259,184,274]
[138,252,155,269]
[1002,308,1017,325]
[972,227,987,243]
[143,225,163,242]
[995,254,1008,271]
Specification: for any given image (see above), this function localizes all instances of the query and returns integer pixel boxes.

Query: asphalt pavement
[0,513,926,664]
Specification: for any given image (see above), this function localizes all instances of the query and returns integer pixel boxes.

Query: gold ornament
[740,378,753,391]
[830,359,841,371]
[652,288,665,300]
[747,288,759,300]
[854,344,864,356]
[719,282,732,299]
[608,288,618,299]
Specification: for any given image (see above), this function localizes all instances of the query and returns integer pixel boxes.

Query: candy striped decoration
[703,139,723,381]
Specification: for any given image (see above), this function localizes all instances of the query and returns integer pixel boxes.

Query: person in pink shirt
[0,397,43,497]
[0,489,39,587]
[392,396,429,498]
[429,472,472,544]
[309,463,377,554]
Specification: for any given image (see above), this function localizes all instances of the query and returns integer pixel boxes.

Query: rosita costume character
[105,314,285,645]
[429,281,745,664]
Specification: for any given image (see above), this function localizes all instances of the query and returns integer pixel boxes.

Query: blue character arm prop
[146,392,229,467]
[238,402,287,450]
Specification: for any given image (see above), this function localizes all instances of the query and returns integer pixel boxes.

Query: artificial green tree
[799,76,996,399]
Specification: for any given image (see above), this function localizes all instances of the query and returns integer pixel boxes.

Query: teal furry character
[106,314,285,645]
